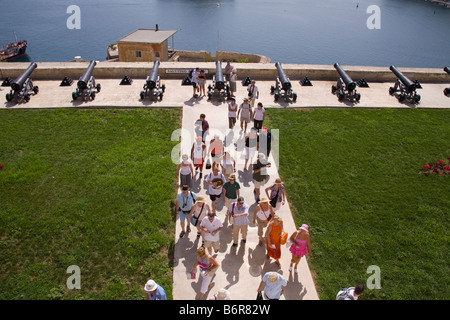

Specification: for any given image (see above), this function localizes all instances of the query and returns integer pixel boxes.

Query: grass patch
[0,108,181,299]
[265,108,449,300]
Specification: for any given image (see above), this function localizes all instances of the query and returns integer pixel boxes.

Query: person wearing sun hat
[289,224,312,273]
[210,288,231,300]
[144,279,167,300]
[222,173,241,216]
[188,195,211,241]
[253,197,275,246]
[257,271,286,300]
[265,177,286,211]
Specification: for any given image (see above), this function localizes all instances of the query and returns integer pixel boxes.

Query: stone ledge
[0,62,449,83]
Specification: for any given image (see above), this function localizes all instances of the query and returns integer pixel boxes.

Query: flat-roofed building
[117,27,177,62]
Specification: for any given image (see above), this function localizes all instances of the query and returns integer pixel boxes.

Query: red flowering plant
[420,157,450,175]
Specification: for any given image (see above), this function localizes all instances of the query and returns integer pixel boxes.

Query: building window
[135,51,142,58]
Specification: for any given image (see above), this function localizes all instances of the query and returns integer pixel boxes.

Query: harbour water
[0,0,449,68]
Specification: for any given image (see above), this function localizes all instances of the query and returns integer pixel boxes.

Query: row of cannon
[272,62,450,104]
[2,60,166,104]
[3,61,450,104]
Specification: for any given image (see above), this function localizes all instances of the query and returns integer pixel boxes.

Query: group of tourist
[143,62,365,301]
[171,102,316,300]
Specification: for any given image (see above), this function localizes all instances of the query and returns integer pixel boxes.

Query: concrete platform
[0,78,449,109]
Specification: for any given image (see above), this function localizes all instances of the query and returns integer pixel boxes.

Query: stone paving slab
[1,79,448,109]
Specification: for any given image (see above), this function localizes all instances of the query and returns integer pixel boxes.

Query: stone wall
[0,62,448,83]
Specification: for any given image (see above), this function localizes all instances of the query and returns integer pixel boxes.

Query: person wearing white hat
[210,288,231,300]
[257,271,286,300]
[144,279,167,300]
[289,224,312,273]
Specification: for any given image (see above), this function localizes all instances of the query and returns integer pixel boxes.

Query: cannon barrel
[146,60,160,89]
[215,61,225,90]
[11,62,37,92]
[275,62,291,90]
[77,60,97,90]
[444,66,450,75]
[334,63,356,91]
[389,65,415,93]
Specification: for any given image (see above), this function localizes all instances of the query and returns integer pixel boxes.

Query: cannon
[5,62,39,103]
[140,61,165,100]
[444,67,450,97]
[388,65,420,103]
[331,63,361,102]
[270,62,297,102]
[207,61,230,100]
[72,60,101,101]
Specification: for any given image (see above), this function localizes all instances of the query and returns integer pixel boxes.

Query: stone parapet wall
[0,61,448,83]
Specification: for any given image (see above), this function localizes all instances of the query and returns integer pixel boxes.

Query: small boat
[0,31,27,62]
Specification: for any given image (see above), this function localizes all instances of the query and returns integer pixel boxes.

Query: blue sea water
[0,0,449,68]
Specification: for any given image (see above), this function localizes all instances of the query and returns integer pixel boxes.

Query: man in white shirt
[247,80,259,108]
[200,212,223,254]
[228,196,249,246]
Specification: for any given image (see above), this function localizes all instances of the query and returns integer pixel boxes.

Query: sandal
[187,226,191,233]
[179,230,185,238]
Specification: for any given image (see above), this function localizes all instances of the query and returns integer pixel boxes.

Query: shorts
[210,193,222,201]
[240,115,251,123]
[245,146,257,160]
[193,158,204,168]
[253,177,268,189]
[192,82,197,88]
[178,210,191,223]
[204,240,219,252]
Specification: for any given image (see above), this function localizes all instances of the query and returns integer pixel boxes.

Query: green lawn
[265,108,450,300]
[0,108,181,299]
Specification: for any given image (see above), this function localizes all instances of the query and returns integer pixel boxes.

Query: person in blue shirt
[144,279,167,300]
[257,272,286,300]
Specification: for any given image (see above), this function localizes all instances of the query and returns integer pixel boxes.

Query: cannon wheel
[140,91,145,100]
[90,92,96,101]
[338,92,345,101]
[355,93,361,102]
[33,86,39,94]
[270,85,275,94]
[6,93,13,102]
[274,93,280,101]
[389,87,395,95]
[398,93,406,102]
[24,94,30,102]
[444,88,450,96]
[159,92,163,101]
[72,92,78,101]
[161,84,166,93]
[292,93,297,102]
[414,94,421,103]
[96,84,101,93]
[331,85,337,94]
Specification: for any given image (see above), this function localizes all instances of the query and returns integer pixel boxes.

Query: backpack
[336,287,355,300]
[188,69,194,79]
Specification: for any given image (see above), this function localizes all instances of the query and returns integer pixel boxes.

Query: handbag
[205,158,211,170]
[190,203,204,227]
[270,187,280,208]
[190,215,199,227]
[256,291,263,300]
[280,231,288,245]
